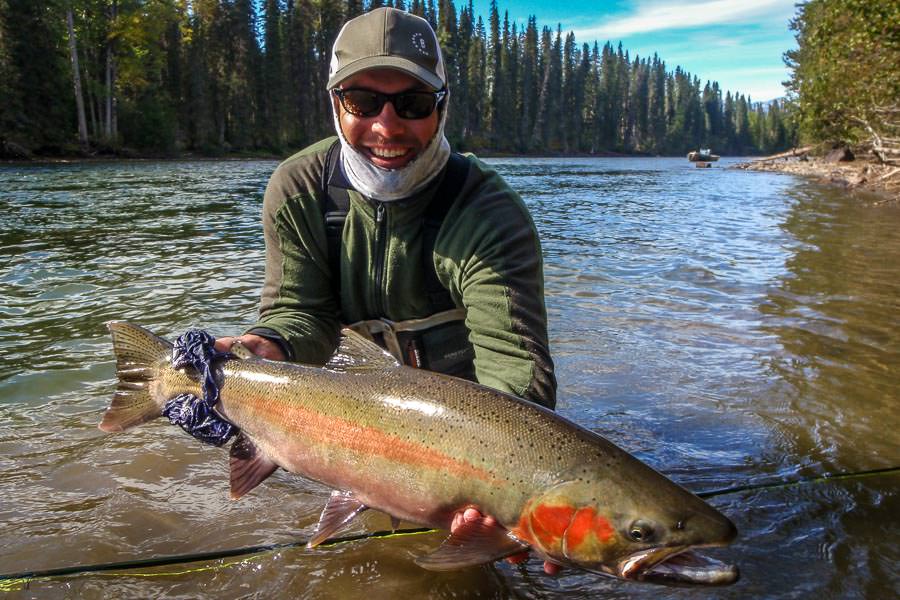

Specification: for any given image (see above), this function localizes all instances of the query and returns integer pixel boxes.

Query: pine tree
[3,0,72,149]
[263,0,286,150]
[486,0,500,146]
[464,15,486,146]
[519,17,538,152]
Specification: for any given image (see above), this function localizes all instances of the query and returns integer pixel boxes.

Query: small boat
[688,148,720,162]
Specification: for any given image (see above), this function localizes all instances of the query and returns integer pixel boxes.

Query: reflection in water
[0,158,897,598]
[759,182,900,471]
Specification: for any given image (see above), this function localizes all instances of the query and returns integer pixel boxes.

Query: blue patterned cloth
[161,329,237,446]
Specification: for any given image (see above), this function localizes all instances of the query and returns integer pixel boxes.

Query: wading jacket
[247,137,557,409]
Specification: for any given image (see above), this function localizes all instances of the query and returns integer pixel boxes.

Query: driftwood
[877,166,900,182]
[853,115,900,166]
[750,146,815,163]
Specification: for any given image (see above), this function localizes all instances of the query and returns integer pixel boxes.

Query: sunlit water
[0,157,897,598]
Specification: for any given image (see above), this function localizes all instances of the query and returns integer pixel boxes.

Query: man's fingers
[213,337,237,353]
[462,508,482,522]
[213,335,286,361]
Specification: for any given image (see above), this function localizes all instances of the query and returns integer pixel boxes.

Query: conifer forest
[0,0,798,157]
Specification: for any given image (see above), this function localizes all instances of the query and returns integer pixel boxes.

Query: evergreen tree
[464,15,486,147]
[519,16,538,151]
[263,0,286,150]
[0,0,782,156]
[3,0,72,149]
[486,0,500,146]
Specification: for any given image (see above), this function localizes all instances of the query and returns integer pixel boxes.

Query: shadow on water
[0,158,898,598]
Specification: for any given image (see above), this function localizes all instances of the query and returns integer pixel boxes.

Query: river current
[0,157,897,598]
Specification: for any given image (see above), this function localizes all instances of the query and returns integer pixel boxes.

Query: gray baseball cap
[327,8,446,90]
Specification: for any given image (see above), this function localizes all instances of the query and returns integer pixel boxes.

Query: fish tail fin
[99,321,173,433]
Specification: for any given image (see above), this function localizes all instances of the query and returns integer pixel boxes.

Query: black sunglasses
[332,87,447,120]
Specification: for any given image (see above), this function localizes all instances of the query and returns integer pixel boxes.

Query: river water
[0,157,897,598]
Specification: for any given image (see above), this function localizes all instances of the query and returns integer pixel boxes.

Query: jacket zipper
[373,201,387,316]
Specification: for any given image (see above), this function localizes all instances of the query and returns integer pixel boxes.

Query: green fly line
[0,527,437,592]
[2,466,898,591]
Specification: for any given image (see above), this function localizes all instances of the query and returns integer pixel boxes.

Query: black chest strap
[322,141,472,313]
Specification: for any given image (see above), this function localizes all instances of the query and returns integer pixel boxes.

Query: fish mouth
[618,546,739,586]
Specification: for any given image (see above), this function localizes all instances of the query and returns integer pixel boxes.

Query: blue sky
[469,0,800,102]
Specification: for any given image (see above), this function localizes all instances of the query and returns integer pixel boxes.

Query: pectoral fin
[229,433,278,499]
[307,490,369,548]
[415,518,530,571]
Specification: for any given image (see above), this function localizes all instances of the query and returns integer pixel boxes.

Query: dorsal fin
[324,328,401,372]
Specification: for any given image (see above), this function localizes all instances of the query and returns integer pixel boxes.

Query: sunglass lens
[395,93,436,119]
[341,90,382,117]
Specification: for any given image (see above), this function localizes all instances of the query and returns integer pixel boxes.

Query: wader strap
[323,140,349,296]
[422,152,470,311]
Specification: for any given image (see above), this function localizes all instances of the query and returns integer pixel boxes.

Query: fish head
[514,477,739,586]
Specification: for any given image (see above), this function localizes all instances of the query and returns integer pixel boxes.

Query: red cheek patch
[564,508,615,553]
[529,504,576,550]
[594,514,614,542]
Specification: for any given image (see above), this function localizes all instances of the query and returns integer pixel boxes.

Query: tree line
[785,0,900,164]
[0,0,796,158]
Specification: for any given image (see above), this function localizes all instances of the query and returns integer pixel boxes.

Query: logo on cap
[412,32,430,56]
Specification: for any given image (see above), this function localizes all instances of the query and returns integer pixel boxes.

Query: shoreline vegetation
[737,145,900,202]
[4,1,898,204]
[1,0,793,162]
[772,0,900,202]
[0,144,654,164]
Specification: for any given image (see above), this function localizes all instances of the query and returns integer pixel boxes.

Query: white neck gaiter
[331,100,451,202]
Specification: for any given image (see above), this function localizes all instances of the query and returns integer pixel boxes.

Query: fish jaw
[617,544,740,586]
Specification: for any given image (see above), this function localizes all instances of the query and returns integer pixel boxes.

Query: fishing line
[0,527,436,590]
[695,465,900,499]
[2,466,897,588]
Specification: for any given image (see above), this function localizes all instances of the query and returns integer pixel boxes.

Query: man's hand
[214,334,287,361]
[450,507,561,575]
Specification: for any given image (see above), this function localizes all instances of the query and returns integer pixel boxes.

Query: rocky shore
[735,146,900,202]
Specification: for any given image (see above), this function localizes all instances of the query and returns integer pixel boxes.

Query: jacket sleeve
[246,154,341,364]
[437,161,557,409]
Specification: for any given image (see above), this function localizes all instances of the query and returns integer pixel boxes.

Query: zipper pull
[375,202,385,226]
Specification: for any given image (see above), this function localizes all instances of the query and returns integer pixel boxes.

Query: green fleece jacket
[249,137,557,409]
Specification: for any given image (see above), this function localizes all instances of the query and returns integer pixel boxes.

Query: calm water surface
[0,157,897,598]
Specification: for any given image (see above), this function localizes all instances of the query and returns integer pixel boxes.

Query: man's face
[334,68,440,170]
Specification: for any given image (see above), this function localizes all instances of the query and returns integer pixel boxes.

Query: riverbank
[735,146,900,202]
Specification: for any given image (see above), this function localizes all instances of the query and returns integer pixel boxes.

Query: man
[216,7,559,573]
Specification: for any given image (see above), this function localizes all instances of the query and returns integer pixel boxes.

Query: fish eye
[628,520,655,543]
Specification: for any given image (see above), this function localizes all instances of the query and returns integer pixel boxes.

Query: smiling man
[218,6,555,409]
[216,7,557,568]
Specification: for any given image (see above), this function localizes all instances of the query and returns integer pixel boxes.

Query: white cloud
[571,0,796,40]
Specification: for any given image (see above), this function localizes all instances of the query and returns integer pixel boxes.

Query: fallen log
[750,146,815,163]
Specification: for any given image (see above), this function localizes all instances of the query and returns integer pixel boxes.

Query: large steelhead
[99,322,738,585]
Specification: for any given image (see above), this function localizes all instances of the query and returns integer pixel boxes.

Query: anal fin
[229,433,278,499]
[415,516,530,571]
[307,490,369,548]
